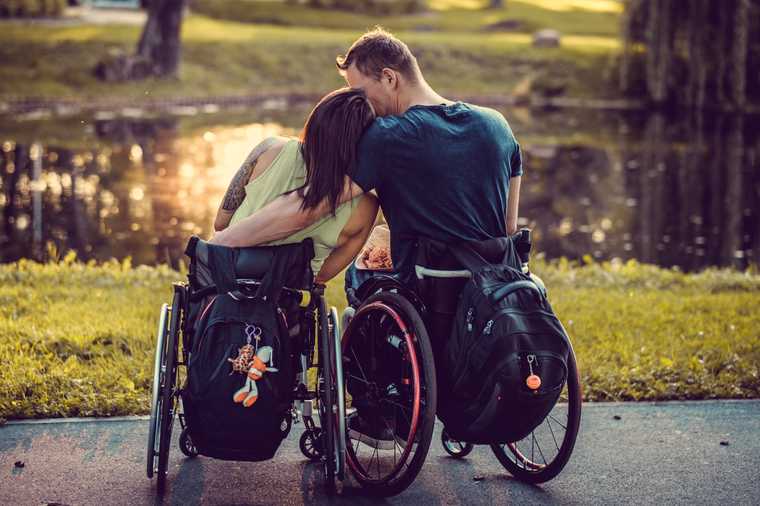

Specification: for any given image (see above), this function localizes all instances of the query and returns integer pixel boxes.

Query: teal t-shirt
[352,102,522,283]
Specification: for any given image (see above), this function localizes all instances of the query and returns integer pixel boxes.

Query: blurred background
[1,0,759,271]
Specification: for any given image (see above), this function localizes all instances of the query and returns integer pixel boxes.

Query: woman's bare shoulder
[248,136,296,181]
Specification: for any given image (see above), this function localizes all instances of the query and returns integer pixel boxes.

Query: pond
[1,102,758,271]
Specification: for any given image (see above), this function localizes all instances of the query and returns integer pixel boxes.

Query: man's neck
[397,82,452,114]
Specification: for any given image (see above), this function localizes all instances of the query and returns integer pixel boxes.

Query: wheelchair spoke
[548,414,567,431]
[534,433,548,466]
[346,373,371,386]
[350,348,370,384]
[546,416,560,451]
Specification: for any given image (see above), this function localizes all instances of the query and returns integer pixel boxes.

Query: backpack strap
[206,243,239,294]
[488,280,544,304]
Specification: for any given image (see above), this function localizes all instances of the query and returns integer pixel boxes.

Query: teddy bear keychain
[228,324,278,407]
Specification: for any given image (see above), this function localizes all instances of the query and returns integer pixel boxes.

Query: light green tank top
[229,138,358,274]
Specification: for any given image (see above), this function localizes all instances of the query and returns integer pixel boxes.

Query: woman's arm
[213,137,283,232]
[314,194,379,284]
[506,175,521,235]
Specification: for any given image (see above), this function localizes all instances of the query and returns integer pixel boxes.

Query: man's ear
[381,68,398,89]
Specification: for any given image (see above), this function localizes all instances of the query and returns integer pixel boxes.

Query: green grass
[1,255,759,420]
[0,8,620,103]
[192,0,623,37]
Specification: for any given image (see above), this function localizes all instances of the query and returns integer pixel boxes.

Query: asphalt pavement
[1,400,759,505]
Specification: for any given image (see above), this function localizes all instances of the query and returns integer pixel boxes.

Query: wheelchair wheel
[441,429,474,459]
[179,428,198,458]
[299,427,323,461]
[317,295,339,493]
[490,341,582,484]
[343,291,437,497]
[147,287,182,492]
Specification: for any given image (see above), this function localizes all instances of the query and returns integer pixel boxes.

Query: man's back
[353,102,522,283]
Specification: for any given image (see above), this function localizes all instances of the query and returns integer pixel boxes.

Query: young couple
[211,28,522,441]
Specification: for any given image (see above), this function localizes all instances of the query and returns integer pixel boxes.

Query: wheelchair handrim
[147,303,169,478]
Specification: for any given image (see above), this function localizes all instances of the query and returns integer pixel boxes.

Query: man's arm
[506,175,521,235]
[213,137,280,232]
[209,178,366,247]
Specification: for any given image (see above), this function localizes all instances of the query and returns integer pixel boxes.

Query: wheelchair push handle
[415,228,533,280]
[189,278,313,307]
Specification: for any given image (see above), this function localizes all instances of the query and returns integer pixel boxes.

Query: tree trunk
[687,0,708,108]
[137,0,186,77]
[644,0,673,104]
[731,0,750,108]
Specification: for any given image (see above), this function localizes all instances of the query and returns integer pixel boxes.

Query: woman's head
[299,87,376,214]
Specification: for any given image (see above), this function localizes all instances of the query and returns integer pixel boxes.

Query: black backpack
[183,293,294,461]
[437,241,570,444]
[180,238,313,461]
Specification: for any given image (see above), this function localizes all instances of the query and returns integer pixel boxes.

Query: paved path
[1,401,759,505]
[0,6,146,26]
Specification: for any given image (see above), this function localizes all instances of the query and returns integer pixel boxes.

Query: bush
[0,0,66,17]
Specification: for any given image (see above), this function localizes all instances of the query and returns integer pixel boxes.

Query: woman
[212,88,379,284]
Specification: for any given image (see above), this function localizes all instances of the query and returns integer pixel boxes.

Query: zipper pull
[527,354,537,375]
[526,354,541,391]
[483,320,494,335]
[466,307,474,332]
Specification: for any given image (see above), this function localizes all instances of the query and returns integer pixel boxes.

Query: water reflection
[1,116,294,267]
[0,108,758,270]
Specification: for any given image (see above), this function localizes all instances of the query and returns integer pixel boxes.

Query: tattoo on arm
[221,137,278,211]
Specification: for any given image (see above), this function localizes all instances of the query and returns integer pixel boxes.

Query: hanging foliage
[619,0,760,110]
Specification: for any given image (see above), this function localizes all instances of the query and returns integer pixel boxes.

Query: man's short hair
[336,27,420,83]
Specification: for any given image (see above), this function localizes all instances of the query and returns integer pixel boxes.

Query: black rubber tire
[441,429,474,459]
[344,291,437,497]
[317,295,337,494]
[490,343,582,484]
[299,428,324,461]
[146,303,169,479]
[156,288,181,492]
[179,428,198,458]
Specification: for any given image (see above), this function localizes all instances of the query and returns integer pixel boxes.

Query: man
[211,27,522,441]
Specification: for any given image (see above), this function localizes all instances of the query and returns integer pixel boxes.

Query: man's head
[336,28,421,116]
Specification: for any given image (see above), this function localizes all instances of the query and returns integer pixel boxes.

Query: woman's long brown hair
[299,88,376,214]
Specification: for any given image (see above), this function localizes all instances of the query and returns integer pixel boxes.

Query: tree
[619,0,759,110]
[137,0,186,78]
[95,0,186,81]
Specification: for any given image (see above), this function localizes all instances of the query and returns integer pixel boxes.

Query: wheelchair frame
[146,279,346,494]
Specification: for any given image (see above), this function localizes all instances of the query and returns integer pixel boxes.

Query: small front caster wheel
[179,428,199,458]
[441,428,474,459]
[299,428,323,461]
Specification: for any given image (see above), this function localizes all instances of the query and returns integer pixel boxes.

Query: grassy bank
[191,0,623,37]
[1,256,759,420]
[0,5,620,104]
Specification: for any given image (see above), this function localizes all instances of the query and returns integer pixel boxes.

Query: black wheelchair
[146,237,347,493]
[341,229,582,490]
